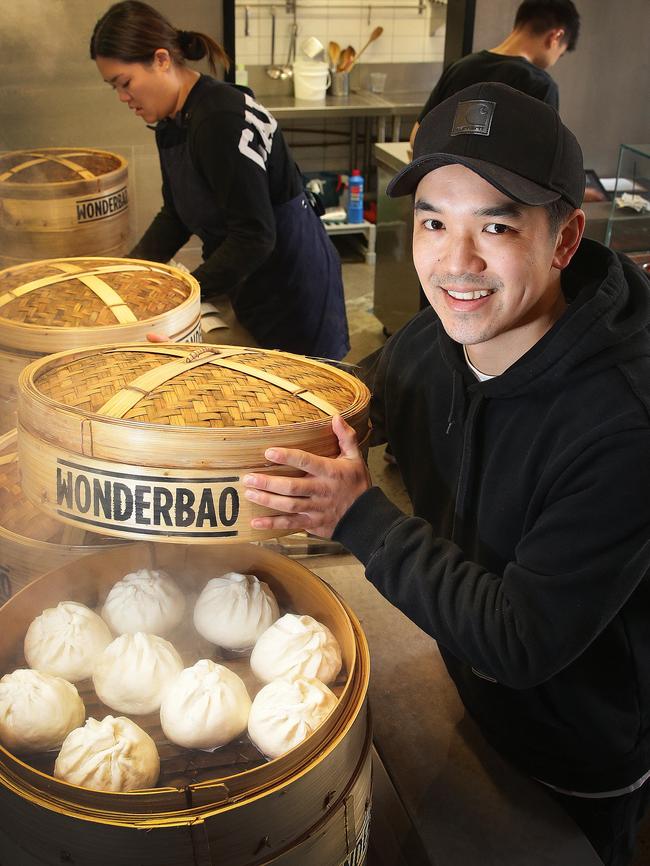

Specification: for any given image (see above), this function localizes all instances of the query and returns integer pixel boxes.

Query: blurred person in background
[410,0,580,149]
[91,1,349,360]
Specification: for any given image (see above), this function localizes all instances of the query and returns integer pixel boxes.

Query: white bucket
[293,58,331,100]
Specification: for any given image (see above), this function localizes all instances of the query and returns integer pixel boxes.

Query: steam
[1,1,70,78]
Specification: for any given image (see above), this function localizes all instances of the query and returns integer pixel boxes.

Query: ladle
[279,23,298,79]
[266,8,285,80]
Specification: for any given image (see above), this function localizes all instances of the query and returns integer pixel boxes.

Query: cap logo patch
[451,100,496,136]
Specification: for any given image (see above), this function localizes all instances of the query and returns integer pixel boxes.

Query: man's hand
[243,415,372,538]
[146,332,168,342]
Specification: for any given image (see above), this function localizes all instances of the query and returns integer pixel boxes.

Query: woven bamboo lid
[0,147,125,191]
[0,257,201,353]
[17,343,370,543]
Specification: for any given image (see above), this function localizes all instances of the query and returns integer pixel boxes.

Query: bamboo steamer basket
[0,257,202,433]
[0,147,129,267]
[0,542,372,866]
[0,429,125,604]
[16,342,371,544]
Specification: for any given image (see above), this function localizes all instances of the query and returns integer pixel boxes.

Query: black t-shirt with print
[131,76,303,296]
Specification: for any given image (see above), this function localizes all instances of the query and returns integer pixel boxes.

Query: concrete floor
[335,241,413,516]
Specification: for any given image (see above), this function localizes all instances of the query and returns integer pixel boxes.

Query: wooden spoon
[348,26,383,68]
[338,45,356,72]
[328,40,341,69]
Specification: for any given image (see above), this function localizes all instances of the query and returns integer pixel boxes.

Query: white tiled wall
[235,0,446,67]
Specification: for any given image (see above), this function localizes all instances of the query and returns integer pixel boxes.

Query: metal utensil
[279,22,297,79]
[266,8,285,79]
[348,26,383,69]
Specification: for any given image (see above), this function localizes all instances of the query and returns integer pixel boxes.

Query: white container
[293,58,331,100]
[300,36,325,59]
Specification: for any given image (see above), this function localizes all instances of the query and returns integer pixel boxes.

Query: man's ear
[552,209,585,270]
[542,27,563,48]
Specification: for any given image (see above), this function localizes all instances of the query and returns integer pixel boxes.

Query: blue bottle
[347,169,364,224]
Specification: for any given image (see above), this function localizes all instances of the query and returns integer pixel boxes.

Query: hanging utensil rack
[241,0,446,15]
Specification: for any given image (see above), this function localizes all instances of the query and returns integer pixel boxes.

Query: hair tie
[177,30,193,51]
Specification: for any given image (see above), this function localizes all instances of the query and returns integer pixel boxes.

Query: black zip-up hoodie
[335,238,650,793]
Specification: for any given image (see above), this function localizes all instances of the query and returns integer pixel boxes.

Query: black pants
[546,781,650,866]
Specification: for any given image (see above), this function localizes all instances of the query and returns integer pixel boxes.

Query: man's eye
[484,223,511,234]
[423,218,444,231]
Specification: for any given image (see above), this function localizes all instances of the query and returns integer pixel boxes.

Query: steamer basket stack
[0,256,202,434]
[0,428,123,603]
[0,147,130,269]
[0,326,373,863]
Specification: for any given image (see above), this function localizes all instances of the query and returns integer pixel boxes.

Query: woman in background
[90,1,349,359]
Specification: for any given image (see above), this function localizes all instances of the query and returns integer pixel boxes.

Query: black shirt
[418,50,559,122]
[131,76,303,296]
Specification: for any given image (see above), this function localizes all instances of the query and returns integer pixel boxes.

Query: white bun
[248,676,337,759]
[193,572,279,650]
[0,669,85,753]
[160,659,251,749]
[102,569,185,636]
[92,632,183,715]
[250,614,342,685]
[54,716,159,792]
[24,601,112,682]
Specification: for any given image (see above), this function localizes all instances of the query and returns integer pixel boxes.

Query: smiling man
[243,83,650,865]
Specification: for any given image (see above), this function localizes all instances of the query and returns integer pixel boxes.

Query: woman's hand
[243,415,371,539]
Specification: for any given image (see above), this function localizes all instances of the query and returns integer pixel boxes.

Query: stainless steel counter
[306,554,602,866]
[263,89,430,144]
[263,90,392,121]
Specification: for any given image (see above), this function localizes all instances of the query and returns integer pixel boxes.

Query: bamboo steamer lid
[0,429,124,603]
[0,542,372,866]
[0,147,129,267]
[17,343,371,544]
[0,257,201,434]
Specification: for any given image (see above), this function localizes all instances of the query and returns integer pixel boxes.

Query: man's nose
[441,233,485,274]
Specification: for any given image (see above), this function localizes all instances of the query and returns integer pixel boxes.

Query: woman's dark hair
[90,1,230,73]
[514,0,581,51]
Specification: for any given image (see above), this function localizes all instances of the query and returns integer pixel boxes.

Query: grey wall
[472,0,650,177]
[0,0,224,246]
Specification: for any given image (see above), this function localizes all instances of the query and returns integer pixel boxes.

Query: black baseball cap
[388,82,584,208]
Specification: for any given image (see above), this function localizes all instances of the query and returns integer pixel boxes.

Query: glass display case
[605,143,650,255]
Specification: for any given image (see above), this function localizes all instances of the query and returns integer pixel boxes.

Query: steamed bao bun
[0,669,85,753]
[250,614,342,685]
[160,659,252,750]
[93,632,183,715]
[248,676,338,759]
[101,568,186,636]
[24,601,112,682]
[54,716,159,792]
[193,572,279,651]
